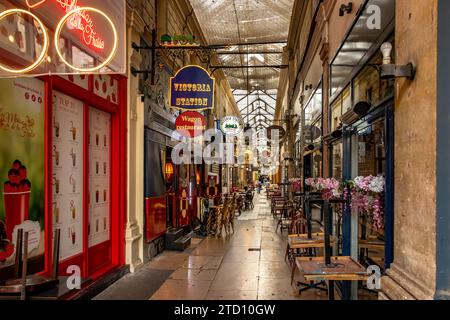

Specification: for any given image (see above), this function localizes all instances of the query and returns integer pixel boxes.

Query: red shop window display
[0,74,127,283]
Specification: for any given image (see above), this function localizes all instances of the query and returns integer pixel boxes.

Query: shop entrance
[51,75,126,280]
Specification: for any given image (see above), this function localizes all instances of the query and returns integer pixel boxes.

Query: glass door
[88,107,112,274]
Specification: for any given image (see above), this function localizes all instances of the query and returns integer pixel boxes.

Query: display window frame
[41,73,127,280]
[327,30,396,269]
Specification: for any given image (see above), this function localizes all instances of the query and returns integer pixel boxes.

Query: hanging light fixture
[165,162,174,181]
[196,170,201,185]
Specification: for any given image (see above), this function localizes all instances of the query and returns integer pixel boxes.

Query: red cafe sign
[175,111,206,138]
[26,0,105,50]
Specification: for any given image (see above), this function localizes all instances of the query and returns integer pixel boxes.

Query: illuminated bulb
[47,56,52,63]
[8,35,14,43]
[381,42,393,65]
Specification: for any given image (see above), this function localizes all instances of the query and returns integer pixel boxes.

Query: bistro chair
[0,229,61,300]
[276,200,294,233]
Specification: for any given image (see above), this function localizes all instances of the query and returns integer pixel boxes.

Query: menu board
[52,91,84,261]
[89,108,111,247]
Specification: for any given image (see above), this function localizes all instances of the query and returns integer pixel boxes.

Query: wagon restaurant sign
[170,65,215,111]
[175,111,207,138]
[0,0,126,75]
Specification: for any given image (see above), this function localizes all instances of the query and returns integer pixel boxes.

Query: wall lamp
[353,101,371,117]
[339,2,353,16]
[380,42,416,80]
[331,128,343,139]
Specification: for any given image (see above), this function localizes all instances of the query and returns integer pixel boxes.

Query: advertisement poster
[89,107,110,248]
[0,78,45,267]
[53,91,84,261]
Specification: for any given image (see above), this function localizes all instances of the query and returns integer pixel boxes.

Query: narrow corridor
[95,193,328,300]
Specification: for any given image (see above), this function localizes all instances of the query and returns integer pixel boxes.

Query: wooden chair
[0,229,60,300]
[275,200,293,233]
[271,197,287,218]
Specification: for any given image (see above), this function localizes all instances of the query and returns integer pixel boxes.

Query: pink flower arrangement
[305,175,386,232]
[349,175,385,232]
[304,177,343,200]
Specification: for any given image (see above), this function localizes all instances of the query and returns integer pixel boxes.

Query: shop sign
[170,65,215,111]
[220,116,244,136]
[267,125,286,139]
[0,0,126,75]
[161,33,199,47]
[175,111,207,138]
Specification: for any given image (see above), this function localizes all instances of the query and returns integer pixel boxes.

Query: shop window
[52,91,85,261]
[330,98,342,132]
[342,86,352,114]
[356,119,386,268]
[0,9,26,53]
[305,84,322,144]
[312,150,322,178]
[331,142,343,180]
[304,86,322,128]
[354,51,395,106]
[72,45,95,70]
[357,120,386,177]
[88,108,111,248]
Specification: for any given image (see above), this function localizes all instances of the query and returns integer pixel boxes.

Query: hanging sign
[175,111,207,138]
[220,116,244,136]
[170,65,215,111]
[267,125,286,140]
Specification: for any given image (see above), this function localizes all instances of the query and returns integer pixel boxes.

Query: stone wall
[381,0,438,300]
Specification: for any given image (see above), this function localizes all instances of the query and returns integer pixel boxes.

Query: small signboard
[220,116,244,136]
[175,111,207,138]
[170,65,215,111]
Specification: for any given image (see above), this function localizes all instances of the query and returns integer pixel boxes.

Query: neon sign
[0,7,118,74]
[25,0,105,50]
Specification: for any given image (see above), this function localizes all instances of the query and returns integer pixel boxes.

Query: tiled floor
[149,193,325,300]
[95,192,377,300]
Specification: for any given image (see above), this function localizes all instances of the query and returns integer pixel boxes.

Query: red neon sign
[25,0,105,50]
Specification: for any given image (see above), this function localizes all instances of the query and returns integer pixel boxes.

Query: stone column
[380,0,438,300]
[124,8,146,273]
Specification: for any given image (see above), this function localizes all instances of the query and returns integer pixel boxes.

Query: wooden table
[287,233,334,285]
[295,256,369,300]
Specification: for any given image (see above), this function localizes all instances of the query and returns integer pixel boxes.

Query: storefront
[303,82,323,181]
[327,0,395,270]
[0,0,127,292]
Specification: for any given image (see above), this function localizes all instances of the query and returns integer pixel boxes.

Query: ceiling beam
[216,51,284,55]
[211,65,288,69]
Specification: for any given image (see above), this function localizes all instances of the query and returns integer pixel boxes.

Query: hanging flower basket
[348,175,385,233]
[305,177,343,200]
